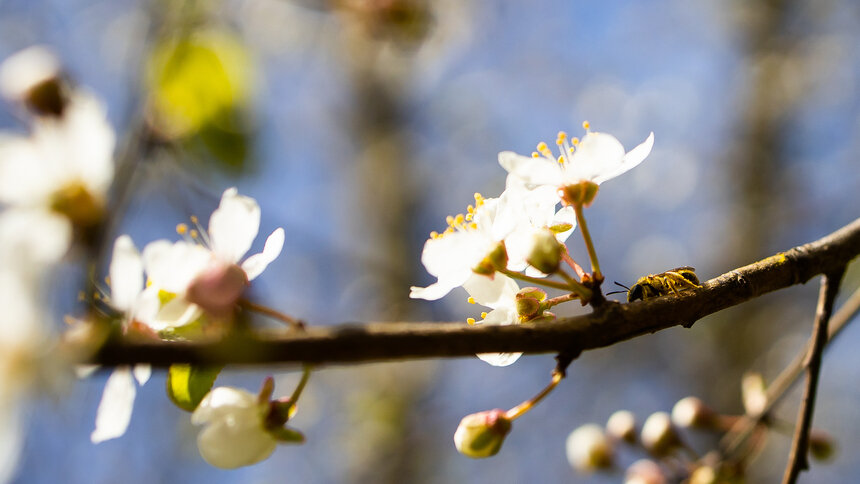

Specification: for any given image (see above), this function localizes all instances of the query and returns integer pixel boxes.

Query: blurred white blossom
[143,188,285,329]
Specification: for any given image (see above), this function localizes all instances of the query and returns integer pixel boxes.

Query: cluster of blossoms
[0,46,116,483]
[410,122,654,457]
[0,46,306,476]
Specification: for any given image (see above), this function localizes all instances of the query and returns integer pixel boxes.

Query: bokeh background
[1,0,860,482]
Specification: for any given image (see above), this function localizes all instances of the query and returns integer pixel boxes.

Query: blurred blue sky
[2,0,860,482]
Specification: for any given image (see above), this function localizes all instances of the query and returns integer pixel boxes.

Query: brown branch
[81,217,860,368]
[782,269,844,484]
[721,284,860,456]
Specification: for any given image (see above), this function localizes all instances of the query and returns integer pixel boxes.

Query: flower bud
[559,180,599,207]
[453,409,512,458]
[640,412,679,456]
[671,396,717,429]
[566,424,614,472]
[527,229,563,274]
[186,262,249,317]
[624,459,666,484]
[606,410,637,444]
[809,430,836,461]
[513,287,544,320]
[741,372,767,416]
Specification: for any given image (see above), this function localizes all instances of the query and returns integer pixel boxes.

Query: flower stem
[562,249,588,280]
[505,370,564,420]
[239,299,305,330]
[557,267,591,299]
[500,269,592,301]
[544,293,578,309]
[288,365,313,405]
[573,204,602,281]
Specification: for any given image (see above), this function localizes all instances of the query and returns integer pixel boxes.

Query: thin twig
[82,217,860,367]
[238,298,305,331]
[782,268,844,484]
[721,283,860,456]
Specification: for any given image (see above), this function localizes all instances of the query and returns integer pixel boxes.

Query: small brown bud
[624,459,666,484]
[606,410,637,443]
[671,396,717,429]
[566,424,614,472]
[640,412,678,456]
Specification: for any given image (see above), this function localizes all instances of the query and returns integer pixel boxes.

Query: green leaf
[166,364,223,412]
[147,29,252,139]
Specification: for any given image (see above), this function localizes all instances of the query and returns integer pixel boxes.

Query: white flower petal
[132,364,151,386]
[241,227,285,281]
[595,132,654,184]
[109,235,143,312]
[499,151,562,187]
[150,297,203,330]
[566,131,626,183]
[474,308,522,367]
[0,209,71,270]
[0,45,60,101]
[410,232,488,301]
[209,188,261,263]
[462,274,518,309]
[143,240,212,293]
[91,367,136,443]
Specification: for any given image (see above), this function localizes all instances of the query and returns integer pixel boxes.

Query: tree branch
[81,217,860,367]
[782,269,843,484]
[721,284,860,456]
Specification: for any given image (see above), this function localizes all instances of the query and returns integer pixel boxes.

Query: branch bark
[782,269,843,484]
[83,217,860,367]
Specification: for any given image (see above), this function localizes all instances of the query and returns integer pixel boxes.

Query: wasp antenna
[614,281,630,291]
[606,281,631,296]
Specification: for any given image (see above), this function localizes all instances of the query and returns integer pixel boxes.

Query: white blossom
[143,188,285,329]
[90,236,157,444]
[499,128,654,195]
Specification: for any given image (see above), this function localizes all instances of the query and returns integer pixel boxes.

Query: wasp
[611,267,701,302]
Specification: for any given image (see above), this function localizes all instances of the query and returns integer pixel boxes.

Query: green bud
[527,229,563,274]
[559,180,599,207]
[453,409,512,458]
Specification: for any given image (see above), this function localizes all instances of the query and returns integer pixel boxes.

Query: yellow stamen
[430,230,439,239]
[572,137,580,145]
[532,152,540,158]
[480,312,488,319]
[190,215,198,224]
[467,297,476,304]
[176,223,188,235]
[466,317,476,325]
[104,276,111,286]
[582,120,590,130]
[190,229,199,239]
